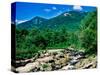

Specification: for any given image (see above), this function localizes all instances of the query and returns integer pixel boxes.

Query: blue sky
[12,2,96,24]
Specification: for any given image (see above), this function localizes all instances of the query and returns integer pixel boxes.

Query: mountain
[17,11,87,31]
[17,16,47,29]
[30,16,48,25]
[40,11,87,31]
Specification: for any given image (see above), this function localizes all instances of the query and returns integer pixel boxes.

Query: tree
[79,11,97,54]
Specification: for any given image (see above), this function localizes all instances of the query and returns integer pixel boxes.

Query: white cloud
[44,7,57,12]
[52,7,57,10]
[16,19,28,24]
[73,5,82,11]
[44,9,51,12]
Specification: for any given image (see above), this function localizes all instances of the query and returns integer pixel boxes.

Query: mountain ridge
[17,10,88,31]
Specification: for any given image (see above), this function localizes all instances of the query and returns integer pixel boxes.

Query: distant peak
[34,16,40,18]
[30,16,47,21]
[29,16,47,25]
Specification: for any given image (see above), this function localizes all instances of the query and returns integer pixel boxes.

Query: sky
[11,2,96,24]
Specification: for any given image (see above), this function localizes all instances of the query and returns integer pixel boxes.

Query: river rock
[69,59,79,65]
[44,53,50,57]
[61,64,75,70]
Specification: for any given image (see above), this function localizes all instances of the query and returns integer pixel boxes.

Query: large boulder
[75,56,97,69]
[36,56,54,63]
[16,62,39,73]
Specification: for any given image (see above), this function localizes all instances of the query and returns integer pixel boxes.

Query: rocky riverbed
[11,48,97,73]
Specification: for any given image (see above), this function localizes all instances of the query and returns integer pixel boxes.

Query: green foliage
[42,64,49,69]
[79,11,97,54]
[16,27,69,59]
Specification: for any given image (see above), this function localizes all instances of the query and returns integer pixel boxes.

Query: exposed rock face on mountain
[12,49,97,73]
